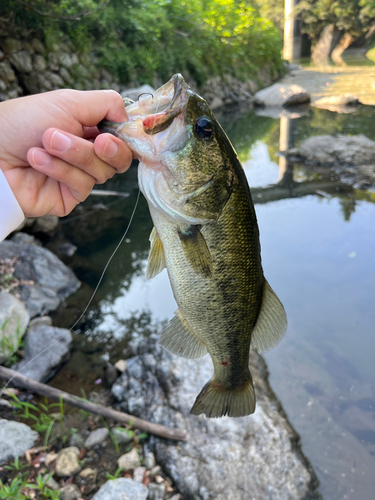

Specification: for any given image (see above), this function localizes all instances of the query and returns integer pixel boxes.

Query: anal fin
[251,279,287,352]
[146,227,166,279]
[177,225,212,278]
[159,309,207,359]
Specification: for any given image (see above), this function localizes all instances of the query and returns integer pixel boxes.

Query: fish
[99,74,287,418]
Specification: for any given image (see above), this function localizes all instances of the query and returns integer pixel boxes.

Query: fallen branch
[0,366,188,442]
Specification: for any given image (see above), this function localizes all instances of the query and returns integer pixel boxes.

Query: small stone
[42,473,59,490]
[9,51,33,73]
[133,466,146,483]
[80,467,96,478]
[60,483,81,500]
[29,316,52,328]
[113,427,133,444]
[0,419,38,463]
[105,363,118,386]
[114,359,127,372]
[117,448,140,471]
[169,495,183,500]
[33,215,59,233]
[154,474,164,484]
[45,451,58,466]
[91,478,148,500]
[143,452,155,470]
[33,54,47,72]
[69,432,85,448]
[85,427,109,448]
[150,465,162,479]
[55,447,81,477]
[31,38,45,54]
[148,482,166,500]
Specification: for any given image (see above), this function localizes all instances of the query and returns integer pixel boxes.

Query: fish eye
[194,116,213,140]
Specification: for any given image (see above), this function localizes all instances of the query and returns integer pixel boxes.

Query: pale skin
[0,89,133,218]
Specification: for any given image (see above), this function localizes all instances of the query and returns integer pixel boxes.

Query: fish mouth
[125,73,189,133]
[98,74,191,156]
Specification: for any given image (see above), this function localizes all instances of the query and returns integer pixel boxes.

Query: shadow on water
[49,101,375,499]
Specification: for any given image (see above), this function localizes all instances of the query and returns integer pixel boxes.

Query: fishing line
[0,189,141,398]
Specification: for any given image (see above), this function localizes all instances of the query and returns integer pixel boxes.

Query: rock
[121,84,155,102]
[57,242,77,258]
[55,447,81,477]
[117,448,141,470]
[112,427,133,444]
[254,83,310,107]
[112,339,319,500]
[69,432,85,448]
[60,484,81,500]
[313,94,361,113]
[43,473,59,490]
[31,38,45,54]
[59,66,73,84]
[33,54,47,72]
[11,233,41,246]
[293,134,375,166]
[114,359,127,373]
[59,53,79,68]
[28,315,52,328]
[32,215,59,233]
[254,103,310,119]
[80,467,96,478]
[9,51,33,73]
[209,96,224,110]
[3,38,22,54]
[150,466,162,480]
[143,451,155,470]
[0,419,38,463]
[0,239,80,318]
[133,466,146,483]
[0,292,29,364]
[148,482,166,500]
[84,427,109,448]
[14,324,72,383]
[105,363,118,386]
[0,61,16,82]
[91,478,148,500]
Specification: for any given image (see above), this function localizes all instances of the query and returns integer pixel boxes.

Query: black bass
[99,74,287,418]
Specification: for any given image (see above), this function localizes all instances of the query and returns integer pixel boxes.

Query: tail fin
[190,376,255,418]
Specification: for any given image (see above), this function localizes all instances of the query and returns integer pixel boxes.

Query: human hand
[0,89,132,218]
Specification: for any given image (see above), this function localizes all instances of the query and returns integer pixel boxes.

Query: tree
[296,0,375,65]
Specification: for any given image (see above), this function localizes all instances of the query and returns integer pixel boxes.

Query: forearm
[0,169,25,242]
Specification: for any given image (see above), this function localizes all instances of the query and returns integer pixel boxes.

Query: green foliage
[0,477,25,500]
[0,0,283,86]
[0,317,24,366]
[256,0,284,31]
[106,466,123,480]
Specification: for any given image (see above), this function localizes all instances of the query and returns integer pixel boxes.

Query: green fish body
[99,74,287,417]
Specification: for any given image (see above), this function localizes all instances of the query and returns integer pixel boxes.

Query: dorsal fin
[251,280,287,352]
[146,227,166,279]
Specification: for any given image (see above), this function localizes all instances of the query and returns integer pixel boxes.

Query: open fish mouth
[122,74,190,133]
[98,74,191,157]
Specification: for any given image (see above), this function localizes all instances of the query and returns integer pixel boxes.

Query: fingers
[38,128,132,184]
[51,88,128,126]
[27,148,96,204]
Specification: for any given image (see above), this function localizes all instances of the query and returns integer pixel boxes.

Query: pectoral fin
[159,309,207,359]
[251,280,287,352]
[178,225,212,277]
[146,227,166,280]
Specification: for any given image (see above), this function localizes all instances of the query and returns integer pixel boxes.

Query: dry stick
[0,366,188,442]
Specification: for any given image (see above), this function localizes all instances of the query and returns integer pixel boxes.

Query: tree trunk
[331,33,355,66]
[311,24,335,66]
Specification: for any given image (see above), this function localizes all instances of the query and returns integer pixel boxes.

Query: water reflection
[51,104,375,500]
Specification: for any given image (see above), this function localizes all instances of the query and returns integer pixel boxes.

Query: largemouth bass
[99,74,287,418]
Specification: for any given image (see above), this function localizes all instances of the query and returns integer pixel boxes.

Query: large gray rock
[121,84,155,102]
[292,134,375,165]
[0,239,80,318]
[0,292,29,364]
[112,339,320,500]
[91,478,148,500]
[254,83,310,107]
[14,324,72,382]
[0,419,39,463]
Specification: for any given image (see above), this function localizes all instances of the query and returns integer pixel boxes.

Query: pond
[50,102,375,500]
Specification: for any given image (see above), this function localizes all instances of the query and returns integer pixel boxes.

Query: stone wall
[0,30,278,106]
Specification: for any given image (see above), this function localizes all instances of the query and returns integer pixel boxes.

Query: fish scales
[98,74,287,418]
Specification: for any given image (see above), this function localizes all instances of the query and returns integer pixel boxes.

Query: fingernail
[32,149,52,167]
[102,138,118,158]
[50,131,71,152]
